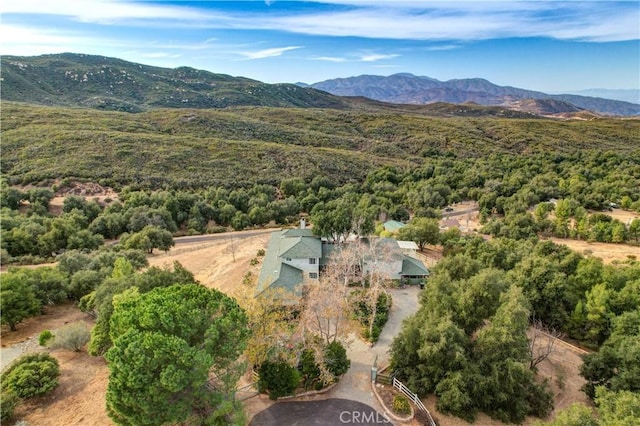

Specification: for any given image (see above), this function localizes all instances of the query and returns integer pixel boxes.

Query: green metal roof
[383,220,406,232]
[401,256,430,277]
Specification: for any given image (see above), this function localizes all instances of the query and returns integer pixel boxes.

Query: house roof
[401,256,430,277]
[279,235,322,259]
[383,220,406,232]
[364,238,405,262]
[397,240,418,251]
[256,229,319,296]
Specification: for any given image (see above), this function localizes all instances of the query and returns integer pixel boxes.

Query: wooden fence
[392,377,436,426]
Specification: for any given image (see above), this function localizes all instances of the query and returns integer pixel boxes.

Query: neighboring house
[361,238,429,285]
[257,227,429,296]
[382,220,406,234]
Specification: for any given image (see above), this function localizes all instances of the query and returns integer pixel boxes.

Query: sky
[1,0,639,95]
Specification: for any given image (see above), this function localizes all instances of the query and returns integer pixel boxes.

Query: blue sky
[1,1,639,94]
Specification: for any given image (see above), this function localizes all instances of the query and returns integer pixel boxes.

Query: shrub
[324,341,350,378]
[258,360,301,400]
[0,389,19,422]
[250,257,259,266]
[392,394,411,415]
[39,330,54,347]
[1,353,60,398]
[51,322,91,352]
[242,271,254,286]
[300,349,321,390]
[256,249,266,257]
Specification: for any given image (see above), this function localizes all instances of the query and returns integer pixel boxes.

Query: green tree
[310,198,354,243]
[397,217,440,250]
[105,284,250,425]
[121,225,174,254]
[595,387,640,426]
[0,272,41,330]
[533,403,596,426]
[258,360,301,400]
[473,286,553,423]
[106,329,212,425]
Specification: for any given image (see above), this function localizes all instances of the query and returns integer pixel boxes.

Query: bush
[250,257,259,266]
[324,341,350,378]
[1,353,60,398]
[0,389,19,422]
[39,330,54,347]
[256,249,266,257]
[51,322,91,351]
[392,394,411,415]
[258,360,301,400]
[300,349,321,390]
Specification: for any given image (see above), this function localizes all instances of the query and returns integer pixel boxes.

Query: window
[285,258,292,262]
[309,258,316,264]
[309,272,318,279]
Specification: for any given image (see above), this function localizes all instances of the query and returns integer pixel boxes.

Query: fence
[392,377,436,426]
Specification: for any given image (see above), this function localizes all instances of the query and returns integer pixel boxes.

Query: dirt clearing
[545,237,640,264]
[147,230,273,297]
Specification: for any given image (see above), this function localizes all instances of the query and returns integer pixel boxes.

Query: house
[382,220,406,234]
[256,228,322,297]
[360,238,430,285]
[256,227,429,295]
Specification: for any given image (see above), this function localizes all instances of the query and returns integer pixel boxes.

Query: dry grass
[545,237,640,264]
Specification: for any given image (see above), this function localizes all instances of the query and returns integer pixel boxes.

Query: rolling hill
[0,53,350,112]
[2,101,639,190]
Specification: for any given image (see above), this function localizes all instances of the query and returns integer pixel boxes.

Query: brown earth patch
[13,349,111,426]
[147,231,273,297]
[1,302,90,347]
[545,237,640,264]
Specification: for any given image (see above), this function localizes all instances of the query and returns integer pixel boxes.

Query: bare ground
[147,231,272,297]
[545,237,640,264]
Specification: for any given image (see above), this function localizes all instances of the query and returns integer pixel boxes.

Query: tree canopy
[105,284,250,425]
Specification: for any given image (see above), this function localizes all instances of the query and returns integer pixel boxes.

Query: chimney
[300,218,306,229]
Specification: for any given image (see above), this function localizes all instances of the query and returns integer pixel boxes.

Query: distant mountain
[563,89,640,105]
[308,74,640,116]
[0,53,350,112]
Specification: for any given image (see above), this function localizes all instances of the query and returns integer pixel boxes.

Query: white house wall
[282,257,320,278]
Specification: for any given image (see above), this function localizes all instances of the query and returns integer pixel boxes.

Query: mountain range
[306,73,640,116]
[1,53,638,117]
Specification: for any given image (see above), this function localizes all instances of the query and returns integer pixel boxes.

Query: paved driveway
[249,398,392,426]
[328,286,421,407]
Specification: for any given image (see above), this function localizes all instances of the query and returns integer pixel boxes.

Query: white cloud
[310,52,399,62]
[239,46,302,60]
[1,1,637,47]
[359,53,400,62]
[310,56,349,62]
[0,0,206,24]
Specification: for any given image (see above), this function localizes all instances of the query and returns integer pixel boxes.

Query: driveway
[249,398,392,425]
[328,286,421,407]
